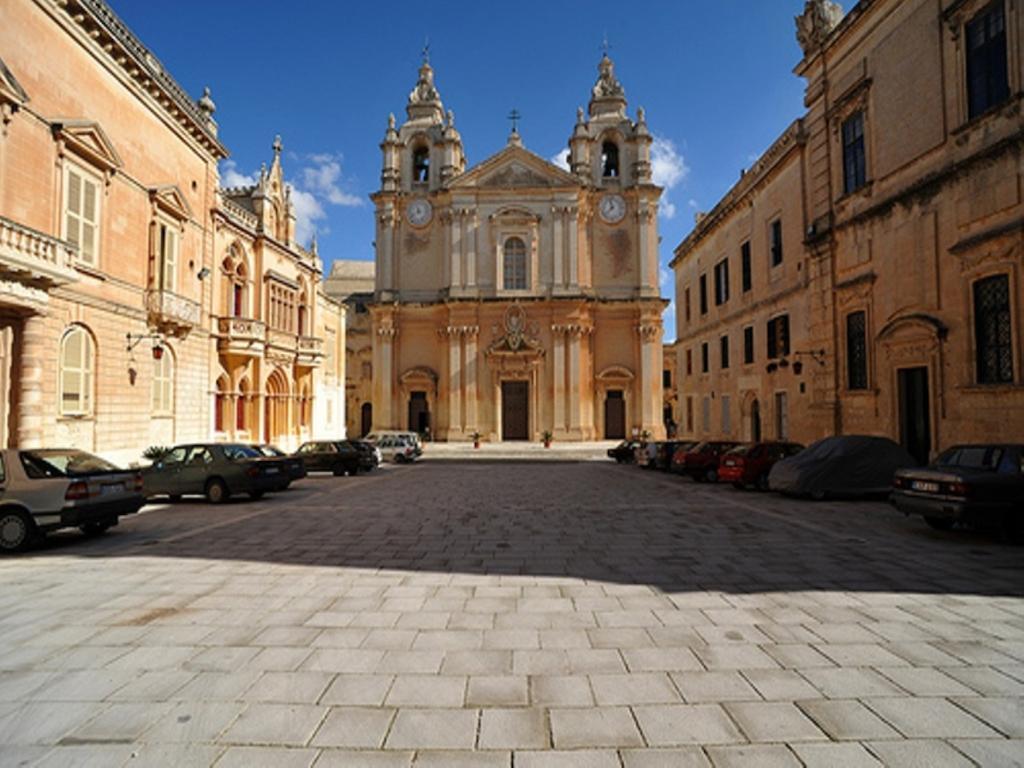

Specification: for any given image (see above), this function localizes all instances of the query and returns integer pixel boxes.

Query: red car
[671,441,742,482]
[719,442,805,490]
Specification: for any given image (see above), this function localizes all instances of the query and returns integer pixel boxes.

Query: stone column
[552,207,564,290]
[450,211,462,290]
[466,212,477,289]
[637,321,665,439]
[464,327,479,434]
[568,327,582,434]
[15,313,47,448]
[446,328,462,437]
[377,208,396,296]
[375,325,397,429]
[552,325,566,434]
[566,207,579,291]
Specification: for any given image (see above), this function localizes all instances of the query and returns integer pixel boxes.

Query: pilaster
[15,313,47,448]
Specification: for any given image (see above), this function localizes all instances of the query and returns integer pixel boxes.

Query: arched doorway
[360,403,372,437]
[750,399,762,443]
[264,368,289,444]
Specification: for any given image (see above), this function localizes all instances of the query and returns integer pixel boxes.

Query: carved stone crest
[487,304,543,357]
[796,0,844,56]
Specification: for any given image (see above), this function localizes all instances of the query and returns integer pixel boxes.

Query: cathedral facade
[369,56,667,442]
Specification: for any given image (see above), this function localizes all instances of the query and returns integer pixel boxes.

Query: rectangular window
[159,222,178,292]
[701,396,711,433]
[775,392,789,440]
[684,287,691,323]
[770,219,783,267]
[720,334,730,370]
[842,111,867,194]
[662,369,672,389]
[714,258,729,306]
[64,164,100,265]
[701,342,709,373]
[967,2,1009,119]
[743,326,755,365]
[721,395,731,434]
[686,348,693,376]
[846,310,868,390]
[974,274,1014,383]
[741,241,752,292]
[685,396,693,433]
[767,314,790,359]
[699,274,708,315]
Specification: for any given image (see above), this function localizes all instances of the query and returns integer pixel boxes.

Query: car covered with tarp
[768,435,916,499]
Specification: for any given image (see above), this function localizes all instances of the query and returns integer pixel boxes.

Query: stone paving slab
[0,463,1022,766]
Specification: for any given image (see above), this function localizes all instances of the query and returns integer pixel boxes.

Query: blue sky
[109,1,812,340]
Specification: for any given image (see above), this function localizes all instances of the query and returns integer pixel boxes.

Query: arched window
[236,377,252,432]
[297,288,309,336]
[503,237,528,290]
[601,141,619,178]
[214,375,229,432]
[151,347,174,415]
[59,325,94,416]
[412,146,430,183]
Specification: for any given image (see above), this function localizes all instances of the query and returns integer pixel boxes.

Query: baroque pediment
[451,145,579,190]
[150,185,193,221]
[52,119,123,173]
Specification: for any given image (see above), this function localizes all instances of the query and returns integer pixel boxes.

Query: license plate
[265,467,279,475]
[912,480,940,493]
[100,483,123,496]
[723,460,735,466]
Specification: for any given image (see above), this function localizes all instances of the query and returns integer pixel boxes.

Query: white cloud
[289,187,326,246]
[299,154,363,207]
[220,159,256,188]
[549,150,570,170]
[659,266,673,290]
[688,199,699,209]
[650,135,689,220]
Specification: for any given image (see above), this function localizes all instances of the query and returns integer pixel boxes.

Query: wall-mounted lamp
[197,267,211,280]
[126,332,164,359]
[793,348,828,367]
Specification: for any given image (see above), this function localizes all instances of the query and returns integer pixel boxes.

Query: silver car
[374,435,420,464]
[0,448,145,552]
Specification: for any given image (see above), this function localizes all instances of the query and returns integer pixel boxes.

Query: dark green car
[142,443,288,503]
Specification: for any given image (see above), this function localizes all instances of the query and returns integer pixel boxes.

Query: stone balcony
[145,288,201,336]
[0,216,79,303]
[216,316,266,357]
[297,335,324,367]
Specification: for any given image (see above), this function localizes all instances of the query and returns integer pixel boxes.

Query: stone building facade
[370,55,667,442]
[323,260,375,437]
[0,0,344,463]
[672,0,1023,462]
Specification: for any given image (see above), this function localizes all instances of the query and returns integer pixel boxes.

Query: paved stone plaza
[1,462,1023,767]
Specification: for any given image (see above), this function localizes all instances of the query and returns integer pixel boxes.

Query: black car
[142,443,288,503]
[295,440,363,476]
[255,445,307,488]
[350,440,381,471]
[608,440,640,464]
[891,444,1024,540]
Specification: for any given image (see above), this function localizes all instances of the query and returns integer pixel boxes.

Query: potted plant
[542,430,553,448]
[143,445,171,462]
[470,431,482,449]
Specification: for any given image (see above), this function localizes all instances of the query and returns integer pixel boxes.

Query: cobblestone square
[1,462,1022,766]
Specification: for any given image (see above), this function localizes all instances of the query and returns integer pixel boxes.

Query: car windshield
[21,449,120,478]
[726,444,755,456]
[936,446,1004,471]
[258,446,283,457]
[223,445,260,461]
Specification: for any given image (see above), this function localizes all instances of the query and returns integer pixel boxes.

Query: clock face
[406,198,432,227]
[599,193,626,224]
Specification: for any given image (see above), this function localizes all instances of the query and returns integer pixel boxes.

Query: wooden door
[604,390,626,439]
[898,367,931,464]
[501,381,529,441]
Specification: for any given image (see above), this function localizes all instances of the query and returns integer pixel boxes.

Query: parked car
[655,441,696,471]
[295,440,363,476]
[891,444,1024,540]
[350,440,382,470]
[769,435,916,499]
[375,434,420,463]
[607,440,640,463]
[671,441,742,482]
[719,442,805,490]
[255,445,306,487]
[143,443,287,503]
[0,448,145,552]
[366,431,423,454]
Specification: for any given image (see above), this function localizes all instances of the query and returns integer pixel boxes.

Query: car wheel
[756,474,770,492]
[205,478,229,504]
[732,482,745,490]
[0,510,35,553]
[168,495,182,503]
[924,516,954,532]
[349,465,360,476]
[249,491,265,500]
[80,521,112,537]
[705,469,718,483]
[810,489,827,501]
[332,465,345,477]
